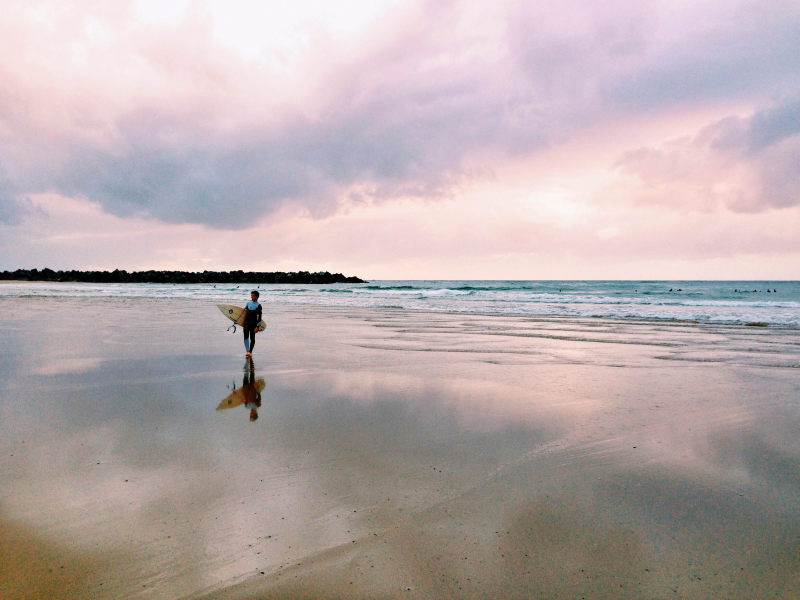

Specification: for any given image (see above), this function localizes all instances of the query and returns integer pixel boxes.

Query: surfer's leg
[243,328,250,352]
[249,329,256,352]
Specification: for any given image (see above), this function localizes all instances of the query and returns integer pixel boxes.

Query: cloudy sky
[1,0,798,279]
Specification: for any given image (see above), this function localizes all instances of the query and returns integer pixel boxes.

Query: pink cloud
[615,96,800,212]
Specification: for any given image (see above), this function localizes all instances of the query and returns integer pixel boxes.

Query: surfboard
[216,378,266,410]
[216,304,267,331]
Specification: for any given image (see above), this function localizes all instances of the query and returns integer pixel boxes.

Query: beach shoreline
[1,298,798,598]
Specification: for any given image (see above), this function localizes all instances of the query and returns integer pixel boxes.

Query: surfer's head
[251,290,259,300]
[250,409,259,422]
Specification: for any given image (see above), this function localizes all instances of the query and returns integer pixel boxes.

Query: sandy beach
[1,296,799,599]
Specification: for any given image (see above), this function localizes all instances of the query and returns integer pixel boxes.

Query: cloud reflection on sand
[1,299,798,598]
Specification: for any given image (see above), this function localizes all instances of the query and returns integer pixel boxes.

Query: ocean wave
[2,280,797,328]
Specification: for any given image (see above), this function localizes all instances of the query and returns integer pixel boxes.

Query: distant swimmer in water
[242,290,263,357]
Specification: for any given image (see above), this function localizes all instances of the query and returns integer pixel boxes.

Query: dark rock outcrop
[0,268,366,284]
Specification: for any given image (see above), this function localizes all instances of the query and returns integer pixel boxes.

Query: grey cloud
[508,2,650,109]
[0,164,41,224]
[601,3,800,109]
[616,95,800,212]
[3,26,554,228]
[0,195,30,225]
[755,135,800,209]
[1,0,799,228]
[701,96,800,156]
[747,95,800,152]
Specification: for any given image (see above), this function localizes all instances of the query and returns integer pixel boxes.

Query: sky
[1,0,799,279]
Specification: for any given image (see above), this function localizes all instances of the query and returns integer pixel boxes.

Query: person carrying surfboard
[243,290,263,357]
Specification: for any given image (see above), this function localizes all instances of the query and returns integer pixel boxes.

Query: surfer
[243,290,263,357]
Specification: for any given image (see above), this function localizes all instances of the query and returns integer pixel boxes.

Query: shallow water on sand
[1,297,798,599]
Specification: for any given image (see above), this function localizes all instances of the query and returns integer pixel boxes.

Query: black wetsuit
[243,300,262,353]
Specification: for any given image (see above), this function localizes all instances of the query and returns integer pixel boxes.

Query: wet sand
[1,297,799,599]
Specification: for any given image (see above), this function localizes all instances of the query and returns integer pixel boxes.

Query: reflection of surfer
[215,361,266,420]
[242,360,262,422]
[243,290,263,358]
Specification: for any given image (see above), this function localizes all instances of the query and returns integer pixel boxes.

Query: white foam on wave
[2,280,798,327]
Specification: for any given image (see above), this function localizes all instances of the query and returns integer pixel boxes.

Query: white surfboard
[216,304,267,331]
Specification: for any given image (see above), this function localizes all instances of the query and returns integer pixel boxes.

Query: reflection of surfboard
[216,378,266,410]
[216,304,267,331]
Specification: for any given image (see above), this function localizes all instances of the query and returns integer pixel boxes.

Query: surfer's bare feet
[245,351,251,357]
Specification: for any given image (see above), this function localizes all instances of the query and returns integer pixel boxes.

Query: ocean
[2,280,798,328]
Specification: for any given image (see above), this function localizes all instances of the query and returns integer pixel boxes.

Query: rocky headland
[0,268,366,284]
